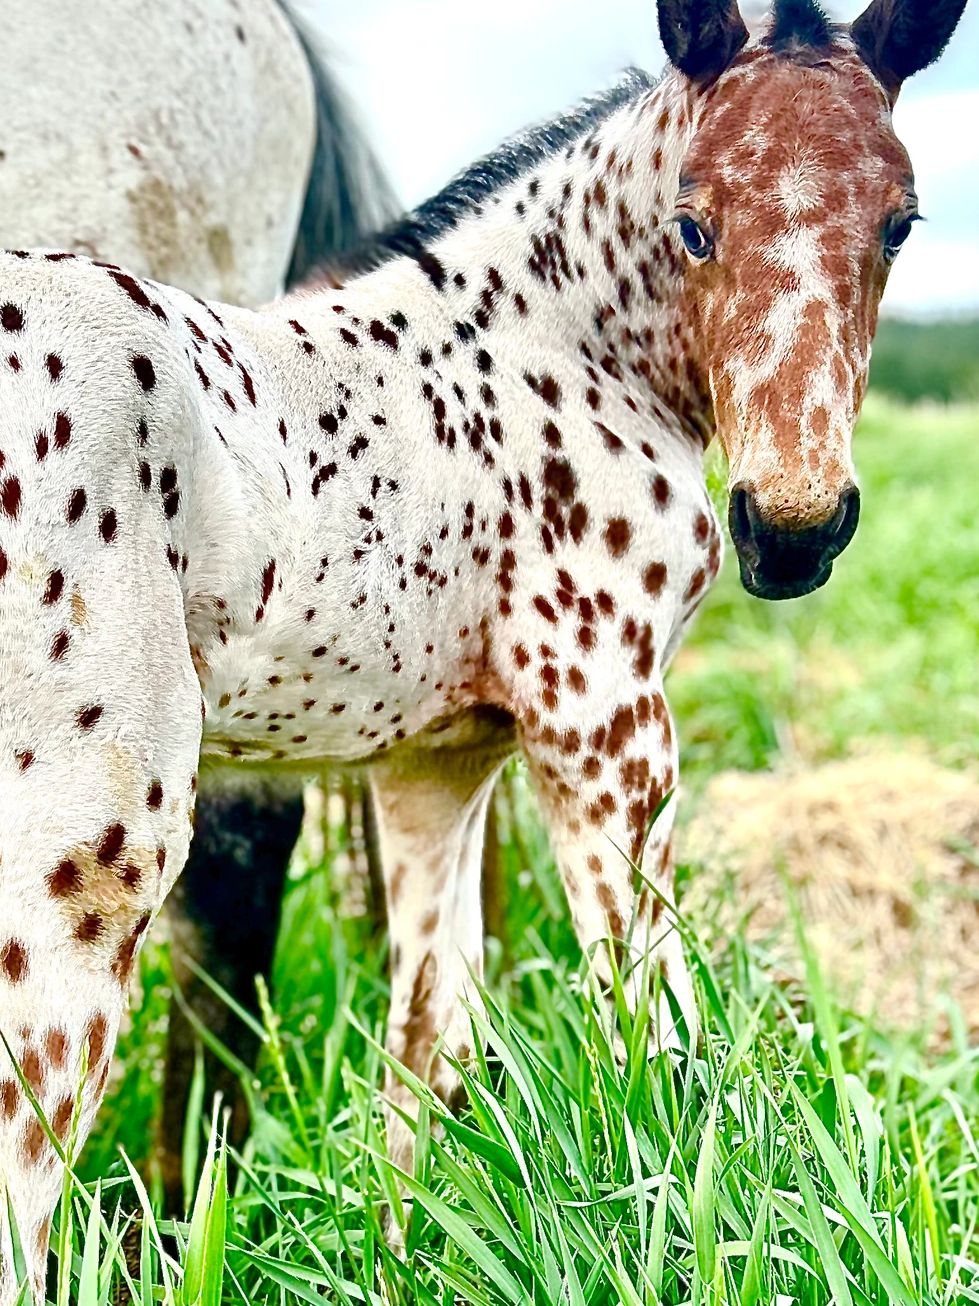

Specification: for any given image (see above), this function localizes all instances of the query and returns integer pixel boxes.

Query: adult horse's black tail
[278,3,398,287]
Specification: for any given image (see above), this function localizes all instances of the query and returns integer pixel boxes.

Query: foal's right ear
[851,0,969,95]
[657,0,749,85]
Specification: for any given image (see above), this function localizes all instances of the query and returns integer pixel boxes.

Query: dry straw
[682,748,979,1044]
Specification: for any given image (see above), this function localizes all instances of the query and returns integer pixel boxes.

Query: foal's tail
[277,3,399,286]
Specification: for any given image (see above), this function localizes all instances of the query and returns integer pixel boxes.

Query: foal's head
[658,0,967,598]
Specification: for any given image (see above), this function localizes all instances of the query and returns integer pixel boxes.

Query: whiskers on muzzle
[728,485,861,600]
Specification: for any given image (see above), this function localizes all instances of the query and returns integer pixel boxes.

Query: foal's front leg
[368,749,504,1175]
[521,678,693,1049]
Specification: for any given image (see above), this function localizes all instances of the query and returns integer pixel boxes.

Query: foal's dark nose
[728,485,861,600]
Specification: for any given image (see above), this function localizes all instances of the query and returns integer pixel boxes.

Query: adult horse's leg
[156,772,303,1213]
[368,748,506,1181]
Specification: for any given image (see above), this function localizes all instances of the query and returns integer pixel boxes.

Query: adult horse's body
[0,0,390,300]
[0,0,968,1297]
[0,0,393,1256]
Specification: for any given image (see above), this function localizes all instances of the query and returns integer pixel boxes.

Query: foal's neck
[302,69,713,452]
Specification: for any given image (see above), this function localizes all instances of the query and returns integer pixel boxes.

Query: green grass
[675,396,979,780]
[40,398,979,1303]
[870,318,979,406]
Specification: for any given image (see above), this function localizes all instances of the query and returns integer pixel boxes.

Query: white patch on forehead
[717,208,861,514]
[776,159,821,218]
[764,222,822,273]
[721,224,840,431]
[719,124,769,187]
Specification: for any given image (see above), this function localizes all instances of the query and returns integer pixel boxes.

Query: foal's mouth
[736,553,836,601]
[728,486,861,602]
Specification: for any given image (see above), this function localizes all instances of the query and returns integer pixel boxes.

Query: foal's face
[675,49,915,599]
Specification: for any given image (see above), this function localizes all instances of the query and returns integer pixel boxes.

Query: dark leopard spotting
[0,0,967,1291]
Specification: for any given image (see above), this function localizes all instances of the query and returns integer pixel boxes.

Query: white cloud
[306,0,660,204]
[883,91,979,315]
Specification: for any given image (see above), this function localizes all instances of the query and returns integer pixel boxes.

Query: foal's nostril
[826,494,850,536]
[728,487,755,552]
[845,485,860,529]
[742,491,766,537]
[828,485,860,555]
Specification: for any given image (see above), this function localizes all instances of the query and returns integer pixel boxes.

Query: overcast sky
[307,1,978,317]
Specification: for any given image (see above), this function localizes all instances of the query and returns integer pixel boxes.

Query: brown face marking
[677,44,912,528]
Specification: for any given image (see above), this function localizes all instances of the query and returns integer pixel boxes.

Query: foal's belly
[199,647,516,770]
[200,705,516,772]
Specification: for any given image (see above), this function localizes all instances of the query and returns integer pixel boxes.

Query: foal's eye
[677,216,714,262]
[883,215,917,263]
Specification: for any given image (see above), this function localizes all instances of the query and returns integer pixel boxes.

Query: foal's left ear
[657,0,749,85]
[851,0,969,95]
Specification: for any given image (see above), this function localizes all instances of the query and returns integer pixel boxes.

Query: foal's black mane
[349,68,655,287]
[764,0,843,53]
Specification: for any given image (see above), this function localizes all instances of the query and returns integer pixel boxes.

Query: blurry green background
[870,316,979,406]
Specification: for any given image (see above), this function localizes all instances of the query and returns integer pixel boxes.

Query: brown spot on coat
[1,939,27,983]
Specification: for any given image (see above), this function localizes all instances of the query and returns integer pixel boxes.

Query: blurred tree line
[870,316,979,404]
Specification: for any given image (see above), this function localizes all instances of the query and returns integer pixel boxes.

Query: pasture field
[44,398,979,1303]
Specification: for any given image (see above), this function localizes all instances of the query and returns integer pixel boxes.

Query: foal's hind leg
[368,749,505,1176]
[157,771,303,1213]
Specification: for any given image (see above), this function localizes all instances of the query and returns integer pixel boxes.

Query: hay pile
[681,749,979,1041]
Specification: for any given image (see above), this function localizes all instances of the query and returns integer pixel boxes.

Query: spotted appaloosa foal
[0,0,967,1293]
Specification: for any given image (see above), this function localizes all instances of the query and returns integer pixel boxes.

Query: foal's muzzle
[728,486,861,601]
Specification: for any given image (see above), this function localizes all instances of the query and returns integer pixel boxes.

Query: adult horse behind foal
[0,0,392,299]
[0,0,968,1296]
